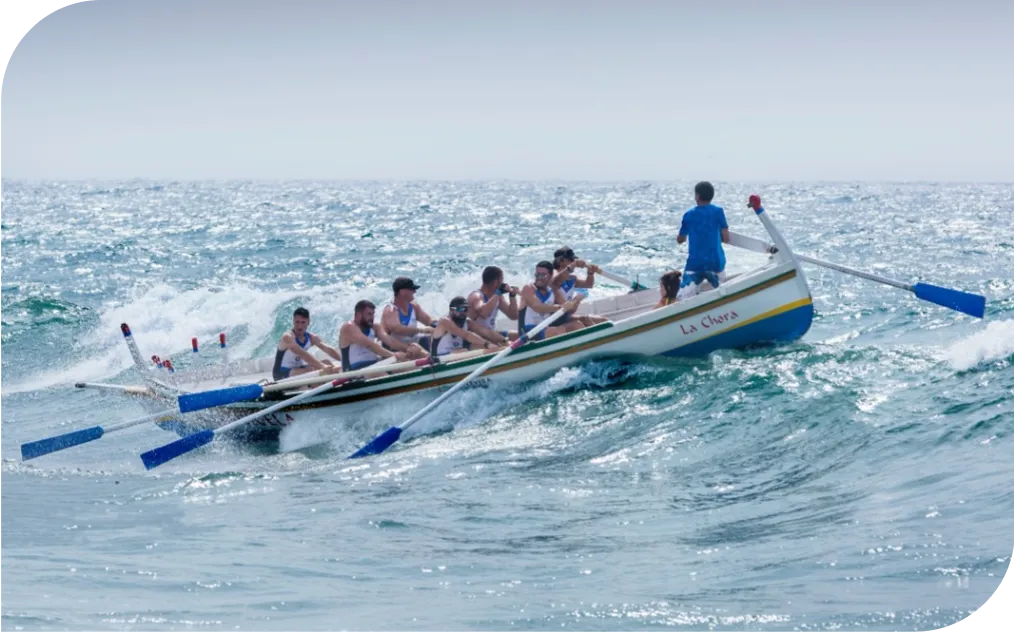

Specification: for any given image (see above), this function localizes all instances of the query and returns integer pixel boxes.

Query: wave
[945,320,1014,370]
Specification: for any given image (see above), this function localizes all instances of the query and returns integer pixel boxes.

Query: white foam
[945,320,1014,371]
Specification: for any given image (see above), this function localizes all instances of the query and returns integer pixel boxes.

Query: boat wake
[277,359,640,455]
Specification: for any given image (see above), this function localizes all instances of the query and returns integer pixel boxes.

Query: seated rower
[552,246,608,326]
[431,297,507,357]
[467,265,520,341]
[519,260,584,340]
[273,307,341,381]
[339,300,418,371]
[380,276,432,359]
[654,270,683,309]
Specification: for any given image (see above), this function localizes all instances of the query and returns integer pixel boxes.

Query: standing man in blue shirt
[676,181,730,299]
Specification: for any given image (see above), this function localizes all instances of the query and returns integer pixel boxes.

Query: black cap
[393,277,421,293]
[554,246,576,261]
[449,296,468,311]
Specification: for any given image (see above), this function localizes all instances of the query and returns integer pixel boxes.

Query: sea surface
[2,180,1012,631]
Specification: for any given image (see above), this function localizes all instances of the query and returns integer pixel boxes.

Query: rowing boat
[119,205,814,438]
[22,201,983,463]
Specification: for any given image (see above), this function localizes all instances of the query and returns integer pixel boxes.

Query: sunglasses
[452,306,469,313]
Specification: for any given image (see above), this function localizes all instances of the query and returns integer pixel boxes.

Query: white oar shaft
[106,409,178,433]
[75,382,153,395]
[794,253,912,291]
[216,378,344,435]
[264,350,485,392]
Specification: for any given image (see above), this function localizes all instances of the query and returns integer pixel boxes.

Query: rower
[676,181,730,299]
[519,261,584,340]
[431,297,506,357]
[339,300,414,371]
[552,246,608,326]
[380,276,433,359]
[467,266,520,341]
[272,307,341,380]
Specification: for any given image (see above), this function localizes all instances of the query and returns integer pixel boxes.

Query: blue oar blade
[348,427,403,459]
[140,429,215,470]
[913,283,986,318]
[178,384,263,413]
[21,426,105,460]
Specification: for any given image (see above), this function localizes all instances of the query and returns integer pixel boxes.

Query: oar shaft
[795,253,912,291]
[598,268,650,291]
[75,382,153,395]
[105,409,178,433]
[214,377,348,435]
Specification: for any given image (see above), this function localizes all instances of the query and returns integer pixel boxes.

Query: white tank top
[560,277,577,300]
[280,331,313,369]
[523,287,556,327]
[472,289,500,330]
[391,302,418,344]
[435,321,469,355]
[346,325,380,366]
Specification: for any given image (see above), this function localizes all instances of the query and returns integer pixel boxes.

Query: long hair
[660,270,682,304]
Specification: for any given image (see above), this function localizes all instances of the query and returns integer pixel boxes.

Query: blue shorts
[522,324,547,341]
[681,270,721,289]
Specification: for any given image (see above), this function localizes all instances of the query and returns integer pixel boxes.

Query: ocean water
[2,180,1012,631]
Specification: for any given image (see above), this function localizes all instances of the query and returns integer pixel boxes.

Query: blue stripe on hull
[662,302,814,357]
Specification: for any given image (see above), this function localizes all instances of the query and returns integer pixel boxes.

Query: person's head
[448,296,469,324]
[481,266,504,288]
[353,299,376,327]
[392,276,421,302]
[553,246,576,270]
[659,271,682,302]
[292,307,310,333]
[694,181,715,205]
[534,260,555,288]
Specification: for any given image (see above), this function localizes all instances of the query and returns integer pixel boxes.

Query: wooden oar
[727,230,986,318]
[21,410,178,460]
[348,305,569,459]
[139,350,484,470]
[177,351,483,412]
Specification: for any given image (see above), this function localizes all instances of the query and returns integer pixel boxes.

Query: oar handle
[398,306,568,434]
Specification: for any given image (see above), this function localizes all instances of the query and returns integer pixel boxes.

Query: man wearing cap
[676,181,730,299]
[431,297,508,357]
[381,276,436,357]
[552,246,608,326]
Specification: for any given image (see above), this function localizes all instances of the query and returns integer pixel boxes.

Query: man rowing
[519,260,585,340]
[431,296,508,357]
[467,266,520,341]
[676,181,730,299]
[552,246,608,326]
[380,276,434,358]
[339,300,419,371]
[272,307,342,380]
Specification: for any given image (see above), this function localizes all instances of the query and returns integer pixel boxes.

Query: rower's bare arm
[309,333,343,362]
[500,292,520,320]
[721,228,730,243]
[445,318,491,348]
[469,320,505,344]
[412,302,437,330]
[290,344,326,370]
[343,324,394,359]
[521,286,560,314]
[469,291,498,319]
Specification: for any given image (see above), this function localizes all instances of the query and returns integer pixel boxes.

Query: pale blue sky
[2,0,1012,181]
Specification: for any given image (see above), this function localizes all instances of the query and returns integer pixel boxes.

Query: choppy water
[2,180,1012,630]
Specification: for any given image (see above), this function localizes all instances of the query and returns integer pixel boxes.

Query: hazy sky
[2,0,1012,181]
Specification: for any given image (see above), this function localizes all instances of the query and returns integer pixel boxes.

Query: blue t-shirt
[679,203,728,272]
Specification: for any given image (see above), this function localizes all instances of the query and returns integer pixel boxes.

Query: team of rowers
[272,246,611,381]
[272,181,738,382]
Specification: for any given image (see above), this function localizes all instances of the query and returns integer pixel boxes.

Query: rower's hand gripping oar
[21,410,178,460]
[727,225,986,319]
[349,304,572,459]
